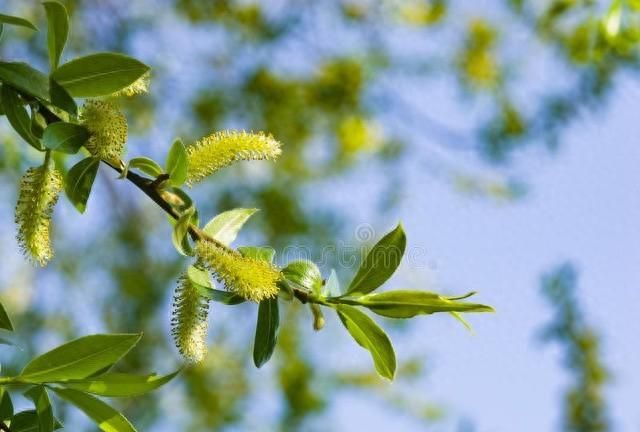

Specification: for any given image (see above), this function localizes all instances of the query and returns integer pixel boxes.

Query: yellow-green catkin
[111,71,150,97]
[185,131,282,185]
[15,164,63,266]
[195,240,281,302]
[171,272,210,363]
[79,100,128,162]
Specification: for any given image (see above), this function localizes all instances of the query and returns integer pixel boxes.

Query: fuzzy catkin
[15,165,63,266]
[171,272,210,363]
[79,99,127,162]
[185,131,282,185]
[195,240,281,302]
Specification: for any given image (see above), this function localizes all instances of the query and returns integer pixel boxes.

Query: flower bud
[171,272,210,363]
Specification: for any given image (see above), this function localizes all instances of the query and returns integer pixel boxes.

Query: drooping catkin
[195,240,281,302]
[15,164,63,266]
[185,131,282,185]
[171,272,210,363]
[79,99,128,162]
[111,71,150,97]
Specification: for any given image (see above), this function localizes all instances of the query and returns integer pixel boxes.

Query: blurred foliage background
[0,0,633,430]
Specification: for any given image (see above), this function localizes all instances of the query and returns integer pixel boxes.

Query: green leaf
[1,85,42,150]
[356,290,495,319]
[322,269,341,297]
[0,388,13,423]
[58,370,179,397]
[253,297,279,368]
[336,304,396,380]
[238,246,275,263]
[345,223,406,297]
[20,333,142,382]
[43,122,88,154]
[0,13,37,31]
[52,388,136,432]
[282,260,322,295]
[8,411,62,432]
[165,138,187,186]
[0,62,50,101]
[0,302,13,331]
[127,157,164,178]
[24,386,54,432]
[43,2,69,70]
[52,53,150,98]
[64,157,100,213]
[203,208,258,246]
[49,78,76,115]
[171,207,195,257]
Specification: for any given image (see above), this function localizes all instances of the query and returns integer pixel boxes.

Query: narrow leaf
[58,370,179,397]
[0,302,13,331]
[24,386,54,432]
[43,2,69,70]
[127,157,163,178]
[0,388,13,423]
[237,246,275,263]
[1,85,42,150]
[0,62,50,100]
[52,388,136,432]
[49,78,76,115]
[336,304,396,380]
[0,13,37,31]
[356,290,495,319]
[52,53,150,97]
[171,208,194,256]
[43,122,88,154]
[253,297,279,368]
[346,224,406,297]
[165,138,187,186]
[203,208,258,246]
[64,157,100,213]
[20,333,142,382]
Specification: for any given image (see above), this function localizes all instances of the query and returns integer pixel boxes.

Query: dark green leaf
[0,62,50,100]
[282,260,322,295]
[238,246,275,263]
[253,297,279,368]
[58,370,179,397]
[64,157,100,213]
[1,85,42,150]
[203,208,258,246]
[49,79,76,115]
[165,138,187,186]
[52,53,150,97]
[0,302,13,331]
[9,410,40,432]
[0,13,37,31]
[127,157,164,178]
[0,388,13,423]
[24,386,54,432]
[356,290,495,319]
[43,122,88,154]
[52,388,136,432]
[43,2,69,70]
[20,333,142,382]
[345,224,406,297]
[336,304,396,380]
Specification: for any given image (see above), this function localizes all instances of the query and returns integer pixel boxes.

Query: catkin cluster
[195,240,281,302]
[15,164,63,266]
[171,272,210,363]
[80,100,128,162]
[185,131,282,185]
